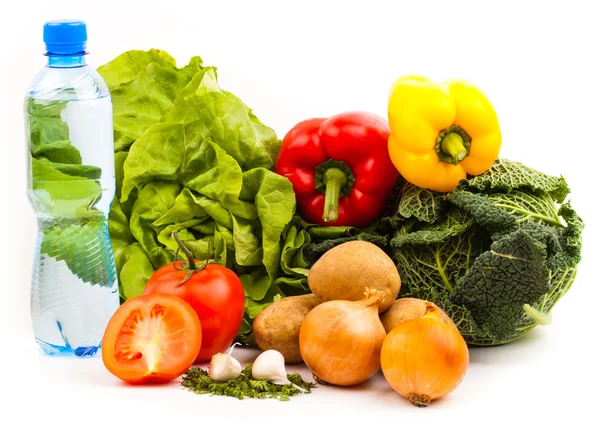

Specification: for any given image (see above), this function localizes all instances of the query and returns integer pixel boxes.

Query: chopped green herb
[181,364,315,401]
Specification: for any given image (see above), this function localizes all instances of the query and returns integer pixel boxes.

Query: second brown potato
[253,294,322,363]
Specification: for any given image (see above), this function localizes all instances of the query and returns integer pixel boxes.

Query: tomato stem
[171,231,214,288]
[172,231,197,270]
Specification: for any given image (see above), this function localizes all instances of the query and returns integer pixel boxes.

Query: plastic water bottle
[24,20,120,357]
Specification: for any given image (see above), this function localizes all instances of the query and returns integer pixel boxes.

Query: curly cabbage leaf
[396,182,446,223]
[391,158,583,345]
[458,158,570,202]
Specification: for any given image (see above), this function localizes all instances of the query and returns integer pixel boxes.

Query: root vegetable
[307,240,401,313]
[252,350,307,392]
[299,288,387,386]
[381,302,469,407]
[380,298,457,333]
[253,294,321,363]
[208,342,242,381]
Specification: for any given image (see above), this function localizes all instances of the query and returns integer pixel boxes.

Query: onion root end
[408,393,431,407]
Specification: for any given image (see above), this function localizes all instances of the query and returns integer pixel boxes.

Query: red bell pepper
[275,111,399,228]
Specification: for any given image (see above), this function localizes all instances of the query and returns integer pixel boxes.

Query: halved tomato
[101,293,202,384]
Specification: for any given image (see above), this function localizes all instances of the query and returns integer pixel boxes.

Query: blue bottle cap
[43,19,87,56]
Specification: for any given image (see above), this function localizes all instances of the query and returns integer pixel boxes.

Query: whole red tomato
[144,258,245,363]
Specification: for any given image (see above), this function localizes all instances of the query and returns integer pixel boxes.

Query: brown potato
[253,294,322,363]
[380,297,458,333]
[308,240,401,313]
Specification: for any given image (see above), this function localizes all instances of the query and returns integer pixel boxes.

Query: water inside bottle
[27,95,120,356]
[31,226,118,357]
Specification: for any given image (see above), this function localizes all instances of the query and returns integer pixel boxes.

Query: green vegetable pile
[182,364,315,401]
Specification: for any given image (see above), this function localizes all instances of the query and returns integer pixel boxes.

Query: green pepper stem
[440,132,467,164]
[322,167,348,222]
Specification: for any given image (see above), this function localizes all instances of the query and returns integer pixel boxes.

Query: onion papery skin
[299,296,387,386]
[380,317,469,407]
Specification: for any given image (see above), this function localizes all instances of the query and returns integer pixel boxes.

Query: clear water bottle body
[25,20,120,357]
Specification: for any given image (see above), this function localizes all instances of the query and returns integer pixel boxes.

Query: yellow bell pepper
[387,75,502,192]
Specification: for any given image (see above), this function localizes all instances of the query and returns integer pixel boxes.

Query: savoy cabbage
[391,158,583,345]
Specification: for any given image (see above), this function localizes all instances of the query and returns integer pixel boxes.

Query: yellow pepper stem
[436,125,472,165]
[441,133,467,163]
[322,168,347,222]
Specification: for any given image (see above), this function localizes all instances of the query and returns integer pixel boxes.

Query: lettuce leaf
[97,49,207,152]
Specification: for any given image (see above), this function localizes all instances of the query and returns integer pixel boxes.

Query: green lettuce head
[98,50,311,341]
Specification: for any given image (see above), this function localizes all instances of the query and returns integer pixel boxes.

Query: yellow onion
[299,288,387,386]
[380,302,469,407]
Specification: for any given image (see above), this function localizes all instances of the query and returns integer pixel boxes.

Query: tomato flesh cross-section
[102,293,202,384]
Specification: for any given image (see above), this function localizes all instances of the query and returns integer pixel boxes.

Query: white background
[1,0,599,421]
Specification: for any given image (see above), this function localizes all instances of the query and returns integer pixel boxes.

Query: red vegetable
[102,293,202,385]
[275,111,398,228]
[143,233,246,363]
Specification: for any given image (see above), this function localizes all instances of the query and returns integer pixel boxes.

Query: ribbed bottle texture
[31,220,118,356]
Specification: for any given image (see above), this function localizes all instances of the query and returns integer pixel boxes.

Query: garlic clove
[208,343,243,381]
[251,350,307,393]
[208,353,242,381]
[252,349,287,381]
